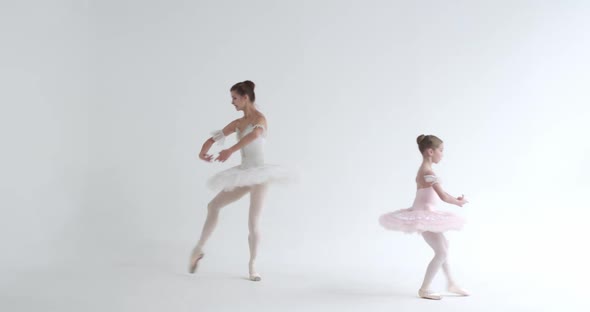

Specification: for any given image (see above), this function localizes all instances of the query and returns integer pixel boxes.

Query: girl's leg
[419,231,448,299]
[441,237,456,286]
[441,238,470,295]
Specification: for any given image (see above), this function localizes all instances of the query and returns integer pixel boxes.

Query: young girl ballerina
[379,134,470,300]
[189,80,293,281]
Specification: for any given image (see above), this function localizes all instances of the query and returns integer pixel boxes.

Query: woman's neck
[243,103,256,119]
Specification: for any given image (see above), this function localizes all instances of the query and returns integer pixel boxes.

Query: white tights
[195,184,268,274]
[420,231,456,290]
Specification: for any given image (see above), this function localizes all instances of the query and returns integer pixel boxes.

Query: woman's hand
[199,153,213,162]
[215,149,234,162]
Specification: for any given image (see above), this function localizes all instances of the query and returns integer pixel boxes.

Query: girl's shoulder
[416,168,438,185]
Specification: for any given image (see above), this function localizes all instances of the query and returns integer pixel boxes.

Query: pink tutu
[379,187,465,233]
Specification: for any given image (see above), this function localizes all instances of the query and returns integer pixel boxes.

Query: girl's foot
[447,284,470,296]
[418,288,442,300]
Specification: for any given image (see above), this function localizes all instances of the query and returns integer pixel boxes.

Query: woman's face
[231,91,248,111]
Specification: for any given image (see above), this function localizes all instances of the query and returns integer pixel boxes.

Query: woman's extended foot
[188,248,204,274]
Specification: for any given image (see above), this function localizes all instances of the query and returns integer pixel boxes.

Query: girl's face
[231,91,248,111]
[430,143,444,164]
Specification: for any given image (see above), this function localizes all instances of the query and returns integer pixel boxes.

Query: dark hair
[230,80,256,102]
[416,134,443,154]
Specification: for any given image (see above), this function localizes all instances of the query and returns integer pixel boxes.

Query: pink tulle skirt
[379,187,465,233]
[379,208,465,233]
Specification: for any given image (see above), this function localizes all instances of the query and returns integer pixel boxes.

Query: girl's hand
[215,149,233,162]
[457,194,468,207]
[199,153,213,162]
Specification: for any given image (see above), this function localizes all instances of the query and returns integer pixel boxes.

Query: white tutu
[207,124,296,192]
[208,164,295,191]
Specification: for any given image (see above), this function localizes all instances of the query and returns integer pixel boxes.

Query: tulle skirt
[379,208,465,233]
[207,164,296,192]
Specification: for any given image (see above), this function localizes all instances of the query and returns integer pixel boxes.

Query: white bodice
[236,124,265,168]
[211,124,266,169]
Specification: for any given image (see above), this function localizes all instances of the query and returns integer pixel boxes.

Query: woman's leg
[189,186,250,273]
[247,183,268,281]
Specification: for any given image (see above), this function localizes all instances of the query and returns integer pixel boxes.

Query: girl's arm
[432,183,467,207]
[424,171,468,207]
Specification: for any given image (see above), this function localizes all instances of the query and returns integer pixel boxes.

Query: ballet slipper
[447,284,470,296]
[418,288,442,300]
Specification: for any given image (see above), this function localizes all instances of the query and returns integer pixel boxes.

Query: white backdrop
[1,1,589,311]
[0,1,90,269]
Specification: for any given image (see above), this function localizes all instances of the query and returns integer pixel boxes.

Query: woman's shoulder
[253,112,267,127]
[255,111,266,121]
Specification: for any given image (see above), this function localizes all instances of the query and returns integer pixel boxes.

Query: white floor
[2,243,586,312]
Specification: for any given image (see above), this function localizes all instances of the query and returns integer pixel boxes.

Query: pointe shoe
[418,288,442,300]
[188,249,204,274]
[447,284,470,296]
[248,261,261,281]
[249,273,262,282]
